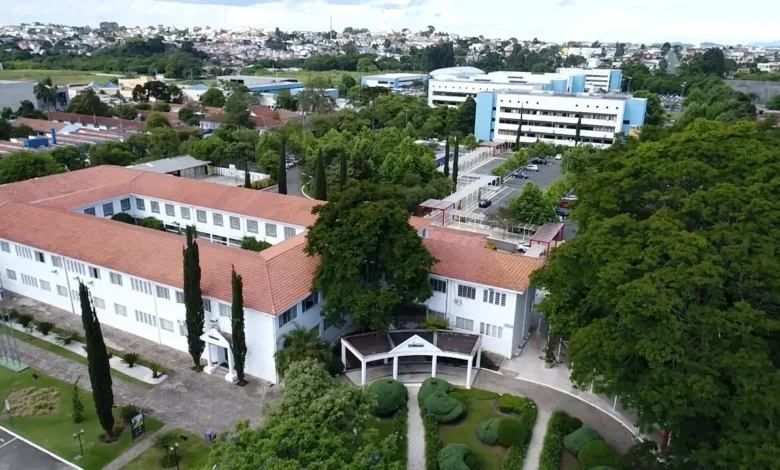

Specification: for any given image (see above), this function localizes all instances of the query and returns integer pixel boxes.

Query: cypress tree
[231,266,247,384]
[574,117,582,146]
[515,103,524,150]
[443,137,450,177]
[314,149,327,201]
[244,159,251,188]
[339,151,347,190]
[452,135,460,184]
[79,282,114,439]
[278,137,288,195]
[183,226,205,370]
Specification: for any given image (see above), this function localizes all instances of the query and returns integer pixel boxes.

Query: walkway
[102,424,175,470]
[406,386,425,470]
[523,408,551,470]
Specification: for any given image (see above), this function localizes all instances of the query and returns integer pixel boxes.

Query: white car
[525,164,539,172]
[555,154,562,160]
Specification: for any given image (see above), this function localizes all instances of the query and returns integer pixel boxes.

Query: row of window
[495,129,615,145]
[6,269,81,305]
[497,118,616,133]
[278,292,321,329]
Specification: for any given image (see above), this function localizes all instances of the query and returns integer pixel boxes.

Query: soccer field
[0,69,113,85]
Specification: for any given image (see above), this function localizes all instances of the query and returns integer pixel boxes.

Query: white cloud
[4,0,777,44]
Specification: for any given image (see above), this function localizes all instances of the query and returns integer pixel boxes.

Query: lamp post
[169,442,180,470]
[73,429,85,456]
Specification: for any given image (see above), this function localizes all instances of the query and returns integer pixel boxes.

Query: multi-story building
[360,73,429,89]
[474,90,647,148]
[0,166,544,384]
[555,67,623,92]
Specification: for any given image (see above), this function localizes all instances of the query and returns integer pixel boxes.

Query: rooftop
[128,155,210,174]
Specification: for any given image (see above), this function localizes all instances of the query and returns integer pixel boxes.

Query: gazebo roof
[342,329,480,359]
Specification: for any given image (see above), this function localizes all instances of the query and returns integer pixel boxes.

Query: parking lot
[0,427,72,470]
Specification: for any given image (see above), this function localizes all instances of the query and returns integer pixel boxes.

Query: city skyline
[4,0,779,45]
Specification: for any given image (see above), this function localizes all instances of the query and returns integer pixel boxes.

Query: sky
[4,0,778,45]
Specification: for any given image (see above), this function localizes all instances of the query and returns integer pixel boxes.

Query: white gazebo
[341,330,483,389]
[200,328,237,382]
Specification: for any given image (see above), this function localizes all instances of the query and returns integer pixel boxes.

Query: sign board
[407,343,424,348]
[130,412,145,441]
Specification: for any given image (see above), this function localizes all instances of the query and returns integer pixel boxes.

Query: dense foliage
[497,417,530,448]
[578,440,619,470]
[437,443,479,470]
[563,428,603,455]
[369,379,408,416]
[274,325,332,377]
[539,410,583,470]
[422,391,466,424]
[477,418,500,445]
[182,226,205,369]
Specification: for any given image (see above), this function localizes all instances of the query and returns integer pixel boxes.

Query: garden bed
[120,429,211,470]
[438,388,506,470]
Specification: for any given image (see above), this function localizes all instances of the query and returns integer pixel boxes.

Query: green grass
[438,388,506,470]
[121,429,212,470]
[0,69,109,85]
[239,69,372,86]
[7,328,153,389]
[0,367,164,470]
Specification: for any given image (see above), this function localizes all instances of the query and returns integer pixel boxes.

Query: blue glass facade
[474,92,496,141]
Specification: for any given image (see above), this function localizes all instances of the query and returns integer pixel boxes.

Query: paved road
[267,166,304,197]
[0,428,71,470]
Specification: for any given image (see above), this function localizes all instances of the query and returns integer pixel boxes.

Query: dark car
[555,207,570,218]
[531,157,547,164]
[478,199,492,208]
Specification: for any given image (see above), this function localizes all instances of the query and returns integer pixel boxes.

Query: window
[454,316,474,332]
[181,207,191,220]
[202,298,211,312]
[84,207,96,216]
[212,235,227,245]
[0,241,9,252]
[89,266,100,279]
[430,278,446,293]
[131,278,152,295]
[284,227,296,239]
[266,223,277,238]
[93,297,106,310]
[5,269,16,280]
[102,202,114,217]
[15,245,32,259]
[160,319,174,332]
[229,238,242,248]
[71,289,79,302]
[66,259,86,276]
[57,285,68,297]
[34,251,45,263]
[136,198,146,211]
[20,273,37,287]
[429,309,446,320]
[51,256,63,268]
[247,220,258,233]
[151,201,160,213]
[278,305,298,328]
[156,286,170,300]
[479,322,503,339]
[302,292,319,312]
[483,289,506,306]
[196,210,207,223]
[165,204,175,216]
[219,303,231,318]
[135,310,157,327]
[178,321,187,336]
[40,280,51,291]
[213,213,223,226]
[114,303,127,317]
[110,272,123,286]
[229,216,240,230]
[457,284,476,299]
[120,198,131,212]
[175,291,185,304]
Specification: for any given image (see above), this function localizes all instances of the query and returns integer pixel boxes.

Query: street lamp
[169,442,180,470]
[73,429,85,456]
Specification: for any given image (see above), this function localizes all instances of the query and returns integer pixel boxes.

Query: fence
[212,165,269,183]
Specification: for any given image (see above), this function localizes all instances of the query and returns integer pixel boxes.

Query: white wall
[0,82,38,111]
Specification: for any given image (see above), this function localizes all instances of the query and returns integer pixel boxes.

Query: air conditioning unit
[209,318,220,331]
[454,298,462,306]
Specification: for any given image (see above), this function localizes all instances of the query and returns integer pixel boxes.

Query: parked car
[555,154,562,160]
[478,199,492,208]
[516,242,531,253]
[531,157,547,165]
[510,170,529,179]
[559,195,578,208]
[555,207,570,218]
[525,164,539,172]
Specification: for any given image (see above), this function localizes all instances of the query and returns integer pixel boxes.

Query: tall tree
[231,266,247,384]
[274,326,332,377]
[34,76,58,111]
[183,226,205,370]
[0,150,64,184]
[223,90,254,129]
[314,149,327,201]
[305,182,435,330]
[201,88,226,108]
[79,282,115,439]
[339,150,347,189]
[507,182,557,226]
[452,135,460,183]
[444,137,450,177]
[277,137,288,194]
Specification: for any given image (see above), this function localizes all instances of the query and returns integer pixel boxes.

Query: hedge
[498,417,531,448]
[423,412,442,470]
[502,446,527,470]
[438,443,480,470]
[578,440,619,469]
[393,407,409,464]
[419,377,454,405]
[369,379,408,416]
[477,418,500,445]
[539,410,583,470]
[498,394,537,419]
[563,427,603,454]
[423,391,466,423]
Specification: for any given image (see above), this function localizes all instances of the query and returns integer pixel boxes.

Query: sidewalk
[523,408,551,470]
[406,386,425,470]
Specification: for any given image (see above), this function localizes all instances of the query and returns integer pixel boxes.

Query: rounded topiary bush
[497,417,530,448]
[423,391,466,423]
[368,379,408,416]
[578,440,619,470]
[567,416,584,432]
[449,391,468,405]
[419,377,453,404]
[477,418,500,445]
[563,427,603,454]
[438,443,480,470]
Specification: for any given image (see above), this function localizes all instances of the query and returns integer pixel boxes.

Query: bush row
[502,446,527,470]
[393,407,409,464]
[438,443,481,470]
[539,410,583,470]
[369,378,408,416]
[423,412,442,470]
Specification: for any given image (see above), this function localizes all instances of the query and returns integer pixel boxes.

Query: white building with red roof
[0,166,544,384]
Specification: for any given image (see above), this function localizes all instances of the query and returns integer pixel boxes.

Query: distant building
[128,155,210,179]
[182,84,209,101]
[217,75,305,94]
[758,63,780,72]
[360,73,428,89]
[0,80,69,111]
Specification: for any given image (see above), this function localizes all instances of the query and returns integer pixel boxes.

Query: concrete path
[523,408,551,470]
[406,385,425,470]
[102,424,175,470]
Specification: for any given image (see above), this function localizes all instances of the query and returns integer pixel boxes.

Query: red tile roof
[12,118,68,134]
[48,112,143,130]
[427,226,489,248]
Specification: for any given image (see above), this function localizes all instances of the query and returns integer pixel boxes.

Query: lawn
[121,429,212,470]
[0,69,110,85]
[0,367,164,470]
[240,68,372,86]
[368,416,396,440]
[438,388,506,470]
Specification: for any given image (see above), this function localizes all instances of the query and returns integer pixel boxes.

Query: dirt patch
[7,387,60,417]
[561,447,581,470]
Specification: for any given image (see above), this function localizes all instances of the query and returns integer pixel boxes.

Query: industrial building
[217,75,306,94]
[360,73,428,89]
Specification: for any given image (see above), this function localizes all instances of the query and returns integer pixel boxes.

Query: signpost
[130,412,146,441]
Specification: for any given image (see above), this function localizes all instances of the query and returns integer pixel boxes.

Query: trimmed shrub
[369,379,408,416]
[502,446,527,470]
[423,391,466,423]
[477,418,500,445]
[138,216,164,231]
[419,377,453,405]
[111,212,135,224]
[564,427,603,454]
[438,443,480,470]
[393,408,409,464]
[498,394,536,416]
[16,313,34,328]
[540,410,582,470]
[36,321,55,336]
[449,391,468,405]
[578,440,619,470]
[497,417,530,448]
[458,388,498,401]
[423,412,442,470]
[568,416,583,431]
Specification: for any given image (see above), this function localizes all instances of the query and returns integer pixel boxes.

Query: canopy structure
[530,222,565,255]
[341,329,483,389]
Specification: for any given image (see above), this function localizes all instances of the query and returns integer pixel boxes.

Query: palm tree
[34,76,58,112]
[274,324,332,377]
[154,431,179,467]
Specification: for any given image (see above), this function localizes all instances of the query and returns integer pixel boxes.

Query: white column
[431,355,437,378]
[392,356,398,380]
[227,347,235,373]
[341,342,346,368]
[361,359,367,386]
[466,360,473,389]
[476,348,482,369]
